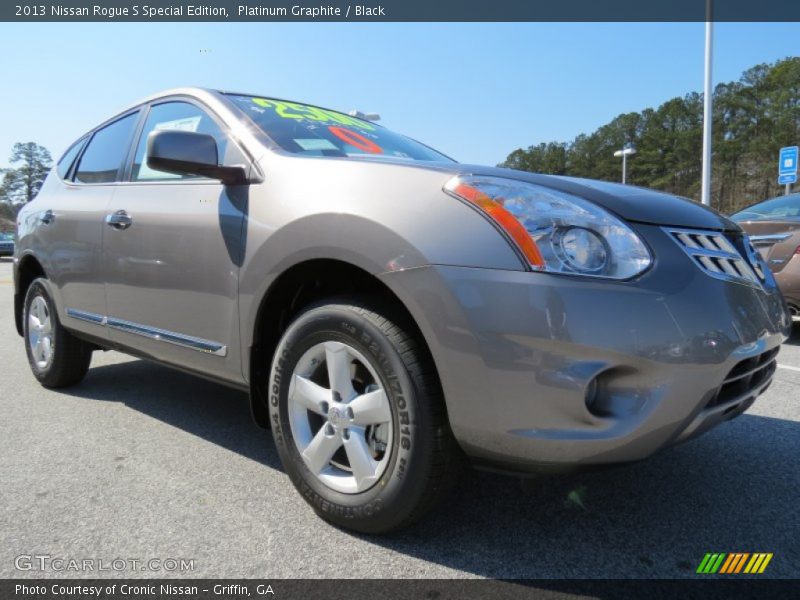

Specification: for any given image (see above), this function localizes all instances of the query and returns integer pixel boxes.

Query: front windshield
[732,194,800,222]
[227,94,452,162]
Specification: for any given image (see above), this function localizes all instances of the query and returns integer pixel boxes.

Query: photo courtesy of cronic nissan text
[0,1,798,598]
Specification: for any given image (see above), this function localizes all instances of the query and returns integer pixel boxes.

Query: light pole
[614,145,636,184]
[701,0,714,206]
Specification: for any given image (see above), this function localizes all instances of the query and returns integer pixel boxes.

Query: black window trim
[120,94,257,185]
[56,135,90,182]
[67,108,144,186]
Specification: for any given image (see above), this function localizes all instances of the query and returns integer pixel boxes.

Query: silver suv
[14,88,791,533]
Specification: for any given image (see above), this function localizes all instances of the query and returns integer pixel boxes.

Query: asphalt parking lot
[0,257,798,579]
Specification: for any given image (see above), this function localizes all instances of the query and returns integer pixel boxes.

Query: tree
[499,57,800,214]
[1,142,52,204]
[503,142,568,174]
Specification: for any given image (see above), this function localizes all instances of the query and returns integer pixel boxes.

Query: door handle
[40,210,55,225]
[105,210,133,230]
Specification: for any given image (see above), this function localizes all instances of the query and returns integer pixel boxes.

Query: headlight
[444,175,652,279]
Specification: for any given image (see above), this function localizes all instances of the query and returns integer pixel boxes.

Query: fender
[12,250,52,337]
[238,154,526,385]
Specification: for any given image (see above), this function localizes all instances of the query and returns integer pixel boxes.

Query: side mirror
[146,130,247,185]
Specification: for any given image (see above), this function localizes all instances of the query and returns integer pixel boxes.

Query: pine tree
[1,142,53,204]
[500,57,800,214]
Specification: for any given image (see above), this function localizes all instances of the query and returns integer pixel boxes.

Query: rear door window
[57,137,88,180]
[74,112,139,184]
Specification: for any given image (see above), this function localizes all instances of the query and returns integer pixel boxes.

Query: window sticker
[328,126,383,154]
[227,94,452,162]
[294,138,340,151]
[251,98,375,131]
[153,116,201,132]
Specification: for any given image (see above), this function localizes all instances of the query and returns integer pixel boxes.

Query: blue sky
[0,22,797,168]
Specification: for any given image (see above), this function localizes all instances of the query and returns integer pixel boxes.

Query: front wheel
[23,278,92,388]
[268,299,461,533]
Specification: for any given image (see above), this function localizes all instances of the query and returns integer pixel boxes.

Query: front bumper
[379,224,791,472]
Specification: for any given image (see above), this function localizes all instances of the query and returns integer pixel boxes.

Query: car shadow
[65,358,799,578]
[63,358,281,470]
[379,413,800,578]
[783,321,800,346]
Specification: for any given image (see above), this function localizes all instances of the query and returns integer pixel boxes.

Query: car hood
[351,157,739,231]
[450,165,740,231]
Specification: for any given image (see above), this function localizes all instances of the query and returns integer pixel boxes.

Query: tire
[268,298,461,533]
[23,278,92,388]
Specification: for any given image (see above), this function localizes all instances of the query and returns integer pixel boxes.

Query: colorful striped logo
[696,552,773,574]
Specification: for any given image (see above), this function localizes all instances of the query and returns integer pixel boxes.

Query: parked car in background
[12,88,792,533]
[732,193,800,320]
[0,232,15,257]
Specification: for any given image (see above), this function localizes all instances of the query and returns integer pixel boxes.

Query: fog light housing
[584,377,600,414]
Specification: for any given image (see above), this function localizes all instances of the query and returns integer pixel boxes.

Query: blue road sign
[779,146,799,176]
[778,173,797,185]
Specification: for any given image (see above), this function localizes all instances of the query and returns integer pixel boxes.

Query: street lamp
[613,144,636,184]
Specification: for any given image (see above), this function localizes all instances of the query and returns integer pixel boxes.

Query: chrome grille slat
[697,255,717,272]
[714,235,738,254]
[664,227,765,288]
[697,235,718,251]
[732,260,756,282]
[676,232,697,248]
[718,259,739,277]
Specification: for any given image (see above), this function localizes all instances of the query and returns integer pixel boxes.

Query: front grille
[665,228,764,287]
[708,347,779,409]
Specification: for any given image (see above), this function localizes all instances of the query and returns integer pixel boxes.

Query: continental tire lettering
[271,417,283,445]
[270,349,289,408]
[300,479,314,500]
[303,485,385,519]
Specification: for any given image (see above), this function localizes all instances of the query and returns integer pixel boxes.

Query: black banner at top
[3,0,800,22]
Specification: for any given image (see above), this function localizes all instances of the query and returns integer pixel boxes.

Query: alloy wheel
[287,341,393,494]
[28,295,54,371]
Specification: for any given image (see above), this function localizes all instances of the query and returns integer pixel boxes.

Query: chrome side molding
[65,308,107,325]
[106,317,227,356]
[65,308,226,356]
[749,233,792,245]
